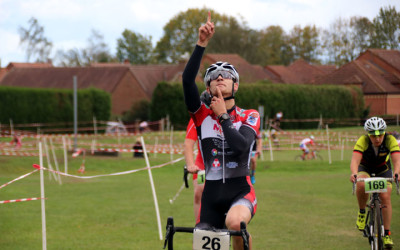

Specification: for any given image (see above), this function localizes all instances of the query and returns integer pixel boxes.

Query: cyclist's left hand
[350,174,357,183]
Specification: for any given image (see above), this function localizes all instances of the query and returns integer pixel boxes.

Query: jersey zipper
[222,137,225,184]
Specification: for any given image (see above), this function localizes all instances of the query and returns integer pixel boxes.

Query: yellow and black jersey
[353,134,400,169]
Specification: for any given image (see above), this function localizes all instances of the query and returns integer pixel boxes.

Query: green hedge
[150,82,364,129]
[0,86,110,124]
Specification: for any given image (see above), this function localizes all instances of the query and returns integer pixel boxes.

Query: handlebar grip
[183,166,189,188]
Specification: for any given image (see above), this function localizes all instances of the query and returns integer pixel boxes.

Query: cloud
[0,28,24,65]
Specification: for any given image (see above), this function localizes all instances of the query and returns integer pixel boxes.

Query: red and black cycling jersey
[192,103,260,181]
[182,45,260,182]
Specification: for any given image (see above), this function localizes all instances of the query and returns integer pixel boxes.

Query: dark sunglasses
[208,70,234,81]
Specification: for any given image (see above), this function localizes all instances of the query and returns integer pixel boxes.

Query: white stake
[140,136,163,240]
[169,182,185,204]
[170,126,174,161]
[341,139,345,161]
[154,136,158,158]
[43,138,58,181]
[268,130,274,161]
[326,125,332,164]
[39,142,47,250]
[49,138,62,185]
[62,136,68,174]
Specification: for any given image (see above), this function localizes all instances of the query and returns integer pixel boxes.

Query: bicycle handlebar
[352,175,400,195]
[164,217,249,250]
[183,165,189,188]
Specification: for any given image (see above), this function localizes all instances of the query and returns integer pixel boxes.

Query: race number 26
[193,229,230,250]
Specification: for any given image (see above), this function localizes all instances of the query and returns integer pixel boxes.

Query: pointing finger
[207,11,211,23]
[217,87,223,99]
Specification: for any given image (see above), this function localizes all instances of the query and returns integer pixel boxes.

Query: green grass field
[0,129,399,249]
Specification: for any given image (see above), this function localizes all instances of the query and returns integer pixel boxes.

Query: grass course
[0,131,399,249]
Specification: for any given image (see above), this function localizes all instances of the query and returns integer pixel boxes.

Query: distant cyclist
[299,135,315,160]
[349,117,400,248]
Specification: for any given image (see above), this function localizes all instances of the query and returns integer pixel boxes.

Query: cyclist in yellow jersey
[350,117,400,248]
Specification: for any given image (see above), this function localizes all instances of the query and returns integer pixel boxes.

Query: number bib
[193,229,230,250]
[197,170,205,184]
[364,178,387,193]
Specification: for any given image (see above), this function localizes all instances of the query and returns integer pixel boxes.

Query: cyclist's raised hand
[197,11,214,47]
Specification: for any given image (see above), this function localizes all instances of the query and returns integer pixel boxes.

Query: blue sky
[0,0,399,66]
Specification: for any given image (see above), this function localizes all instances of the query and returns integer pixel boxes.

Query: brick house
[265,59,336,84]
[0,55,276,116]
[314,49,400,115]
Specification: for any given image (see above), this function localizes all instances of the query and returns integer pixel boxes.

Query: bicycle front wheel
[314,154,323,161]
[294,155,304,161]
[372,199,384,250]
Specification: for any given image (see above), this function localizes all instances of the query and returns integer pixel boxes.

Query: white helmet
[310,135,315,140]
[364,117,387,135]
[203,61,239,87]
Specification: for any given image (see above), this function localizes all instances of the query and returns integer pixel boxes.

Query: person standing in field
[184,91,210,220]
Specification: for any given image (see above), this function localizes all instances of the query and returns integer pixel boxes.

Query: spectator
[275,111,283,128]
[250,132,262,184]
[10,133,22,150]
[139,121,149,133]
[133,139,144,158]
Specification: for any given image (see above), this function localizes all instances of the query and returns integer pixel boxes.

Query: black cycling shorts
[196,176,256,229]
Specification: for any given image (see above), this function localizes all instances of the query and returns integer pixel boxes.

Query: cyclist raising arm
[350,117,400,249]
[182,12,259,250]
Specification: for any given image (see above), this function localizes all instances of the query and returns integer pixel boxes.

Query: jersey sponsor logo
[212,159,221,168]
[226,162,238,168]
[201,117,224,139]
[247,112,259,126]
[213,123,223,136]
[379,152,387,157]
[211,149,218,156]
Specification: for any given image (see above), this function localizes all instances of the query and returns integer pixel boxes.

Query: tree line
[17,6,400,67]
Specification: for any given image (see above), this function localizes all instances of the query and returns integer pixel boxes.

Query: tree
[18,17,53,62]
[322,16,374,66]
[116,29,154,64]
[371,5,400,49]
[258,25,293,65]
[289,25,322,64]
[154,8,221,63]
[56,30,115,66]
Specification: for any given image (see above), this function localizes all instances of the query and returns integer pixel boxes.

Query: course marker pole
[49,138,62,185]
[43,138,58,181]
[140,136,163,240]
[326,125,332,164]
[268,130,274,161]
[62,136,68,174]
[39,142,47,250]
[170,126,174,161]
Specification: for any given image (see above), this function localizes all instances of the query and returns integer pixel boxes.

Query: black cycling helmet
[200,90,211,107]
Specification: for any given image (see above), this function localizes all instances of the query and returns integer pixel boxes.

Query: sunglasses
[208,70,234,82]
[368,130,385,136]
